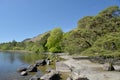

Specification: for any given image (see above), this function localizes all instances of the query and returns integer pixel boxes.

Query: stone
[103,63,115,71]
[35,71,43,78]
[35,60,46,66]
[29,76,40,80]
[50,74,60,80]
[46,60,50,65]
[56,62,71,72]
[20,71,27,76]
[27,65,37,72]
[17,67,27,72]
[66,77,73,80]
[29,71,42,80]
[40,74,49,80]
[40,70,60,80]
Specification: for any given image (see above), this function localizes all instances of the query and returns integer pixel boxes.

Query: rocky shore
[17,54,120,80]
[60,55,120,80]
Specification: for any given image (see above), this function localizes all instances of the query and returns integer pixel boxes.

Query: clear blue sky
[0,0,120,43]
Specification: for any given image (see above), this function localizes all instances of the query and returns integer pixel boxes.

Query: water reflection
[0,52,46,80]
[19,53,48,64]
[0,52,30,80]
[0,52,20,64]
[9,53,15,63]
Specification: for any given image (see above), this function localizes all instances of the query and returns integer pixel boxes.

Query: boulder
[17,67,27,72]
[35,60,46,66]
[56,62,71,72]
[20,71,28,76]
[36,71,43,78]
[40,74,49,80]
[29,76,40,80]
[103,63,115,71]
[46,60,50,65]
[66,77,73,80]
[40,70,60,80]
[27,65,37,72]
[50,74,60,80]
[29,71,43,80]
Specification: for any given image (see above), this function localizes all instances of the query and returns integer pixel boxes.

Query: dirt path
[60,55,120,80]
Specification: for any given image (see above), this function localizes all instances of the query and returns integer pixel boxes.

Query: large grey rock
[66,77,73,80]
[29,76,40,80]
[17,67,27,72]
[27,65,37,72]
[40,70,60,80]
[56,62,71,72]
[46,60,50,65]
[35,60,46,66]
[20,71,28,76]
[103,63,115,71]
[36,71,43,77]
[40,74,48,80]
[29,71,43,80]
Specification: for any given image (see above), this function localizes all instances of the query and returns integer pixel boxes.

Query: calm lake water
[0,51,32,80]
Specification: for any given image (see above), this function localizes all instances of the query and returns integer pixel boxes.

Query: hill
[0,6,120,57]
[23,31,50,42]
[63,6,120,57]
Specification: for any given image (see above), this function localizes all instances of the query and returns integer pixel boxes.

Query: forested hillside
[0,6,120,57]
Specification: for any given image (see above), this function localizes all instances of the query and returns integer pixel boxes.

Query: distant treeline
[0,6,120,57]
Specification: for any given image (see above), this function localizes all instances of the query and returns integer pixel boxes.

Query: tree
[45,28,63,52]
[77,16,93,29]
[99,6,119,18]
[11,40,17,47]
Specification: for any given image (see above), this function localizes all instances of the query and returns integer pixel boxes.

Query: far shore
[0,50,32,53]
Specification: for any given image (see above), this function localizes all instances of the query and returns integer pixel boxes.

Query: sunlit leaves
[46,28,63,52]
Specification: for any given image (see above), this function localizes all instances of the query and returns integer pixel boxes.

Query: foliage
[82,32,120,57]
[62,6,120,56]
[99,6,119,18]
[78,16,93,29]
[0,32,50,53]
[0,6,120,58]
[45,28,63,53]
[0,40,24,50]
[62,29,91,54]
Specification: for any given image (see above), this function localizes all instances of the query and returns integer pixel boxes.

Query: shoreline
[0,50,32,53]
[59,55,120,80]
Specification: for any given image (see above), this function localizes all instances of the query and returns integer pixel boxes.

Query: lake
[0,51,34,80]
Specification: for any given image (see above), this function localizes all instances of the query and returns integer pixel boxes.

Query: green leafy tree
[46,28,63,52]
[99,6,119,18]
